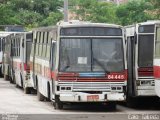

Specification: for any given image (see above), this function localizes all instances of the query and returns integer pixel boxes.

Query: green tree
[13,10,43,28]
[116,0,154,25]
[0,4,16,24]
[0,0,63,28]
[40,12,63,26]
[70,0,118,24]
[145,0,160,19]
[88,2,118,23]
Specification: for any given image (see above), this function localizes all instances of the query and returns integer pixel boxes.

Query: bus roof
[32,20,123,31]
[138,20,160,26]
[58,20,122,28]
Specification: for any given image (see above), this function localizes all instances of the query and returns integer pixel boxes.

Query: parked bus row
[0,20,160,110]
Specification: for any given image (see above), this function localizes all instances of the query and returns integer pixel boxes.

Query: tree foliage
[145,0,160,19]
[0,0,159,29]
[70,0,159,26]
[69,0,118,23]
[116,0,154,25]
[0,0,63,29]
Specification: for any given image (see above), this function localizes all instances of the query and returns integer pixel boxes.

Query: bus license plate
[87,95,99,101]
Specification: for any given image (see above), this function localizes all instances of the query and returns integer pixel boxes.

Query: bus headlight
[111,86,122,91]
[60,86,72,91]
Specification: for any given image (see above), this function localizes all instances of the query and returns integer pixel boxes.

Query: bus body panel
[125,21,159,97]
[154,23,160,97]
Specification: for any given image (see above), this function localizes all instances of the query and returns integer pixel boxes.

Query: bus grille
[58,82,125,91]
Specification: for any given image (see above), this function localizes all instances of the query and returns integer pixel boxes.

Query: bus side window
[50,41,56,70]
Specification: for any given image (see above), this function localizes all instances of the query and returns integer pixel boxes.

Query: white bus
[125,21,160,105]
[0,32,12,76]
[3,33,14,81]
[153,21,160,97]
[30,21,127,109]
[12,32,33,93]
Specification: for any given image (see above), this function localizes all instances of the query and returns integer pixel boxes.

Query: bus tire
[107,102,116,110]
[54,95,63,110]
[4,75,9,80]
[0,67,3,77]
[11,70,16,84]
[37,86,45,101]
[47,82,51,101]
[54,102,63,110]
[24,87,31,94]
[9,75,14,84]
[126,96,137,108]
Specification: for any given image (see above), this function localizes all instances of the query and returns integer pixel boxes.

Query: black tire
[126,96,138,108]
[16,84,19,88]
[47,83,51,101]
[0,67,3,77]
[54,102,63,110]
[10,70,16,84]
[4,75,9,80]
[10,77,14,84]
[24,87,31,94]
[107,102,116,110]
[37,86,45,101]
[9,74,14,84]
[53,95,63,110]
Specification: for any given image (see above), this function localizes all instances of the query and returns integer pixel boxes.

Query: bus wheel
[54,96,63,110]
[10,78,13,83]
[24,87,31,94]
[4,75,9,80]
[107,102,116,110]
[54,102,63,110]
[37,87,45,101]
[126,96,137,108]
[10,76,14,84]
[11,73,16,84]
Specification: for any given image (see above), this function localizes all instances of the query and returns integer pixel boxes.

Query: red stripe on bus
[154,66,160,79]
[56,70,127,82]
[138,67,153,76]
[56,80,126,82]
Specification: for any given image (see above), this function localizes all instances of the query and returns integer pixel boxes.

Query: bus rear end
[154,22,160,97]
[136,23,155,96]
[125,21,159,98]
[52,22,127,109]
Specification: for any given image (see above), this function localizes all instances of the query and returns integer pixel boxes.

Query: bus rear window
[138,25,154,33]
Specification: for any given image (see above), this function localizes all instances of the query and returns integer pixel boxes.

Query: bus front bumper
[58,92,125,102]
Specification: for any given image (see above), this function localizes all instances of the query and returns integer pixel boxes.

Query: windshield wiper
[62,65,70,71]
[93,57,110,74]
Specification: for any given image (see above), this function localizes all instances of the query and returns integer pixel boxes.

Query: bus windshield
[59,38,124,72]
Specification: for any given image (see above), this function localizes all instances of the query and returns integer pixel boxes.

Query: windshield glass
[92,38,124,72]
[60,38,91,72]
[59,38,124,72]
